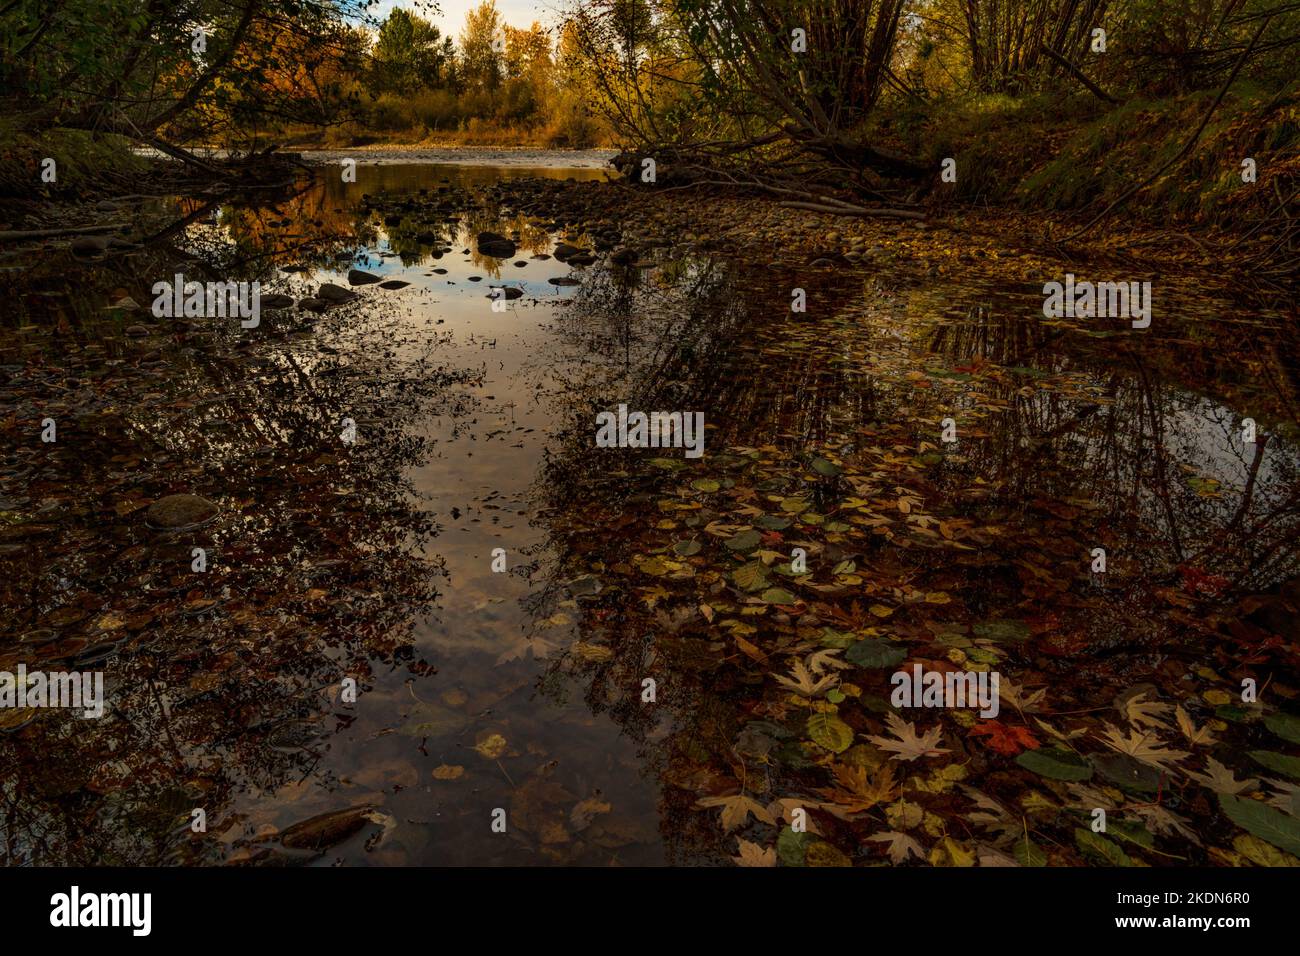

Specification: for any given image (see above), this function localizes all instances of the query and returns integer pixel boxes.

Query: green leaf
[777,826,810,866]
[972,619,1031,643]
[810,457,842,477]
[1107,820,1154,849]
[672,538,702,556]
[1014,836,1047,867]
[844,638,906,669]
[827,689,846,704]
[1075,828,1136,866]
[1264,712,1300,744]
[731,561,769,592]
[1248,750,1300,780]
[725,529,762,553]
[1016,747,1093,781]
[1219,795,1300,856]
[807,713,854,754]
[691,478,720,493]
[760,587,798,605]
[755,514,792,530]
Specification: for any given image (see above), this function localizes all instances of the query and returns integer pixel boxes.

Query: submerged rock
[317,283,357,303]
[146,494,219,531]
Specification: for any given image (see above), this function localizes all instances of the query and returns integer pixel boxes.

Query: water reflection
[3,163,1298,867]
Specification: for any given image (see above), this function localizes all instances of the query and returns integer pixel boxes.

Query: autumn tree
[459,0,504,93]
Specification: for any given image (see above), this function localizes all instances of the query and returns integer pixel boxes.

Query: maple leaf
[807,647,852,675]
[733,839,776,867]
[867,830,925,864]
[976,845,1021,867]
[1183,756,1257,796]
[1130,803,1202,846]
[816,762,900,814]
[867,712,950,762]
[1098,723,1189,771]
[960,785,1019,838]
[1174,704,1218,747]
[998,678,1048,713]
[967,720,1039,756]
[1119,690,1174,730]
[1263,778,1300,817]
[772,657,839,697]
[696,793,776,831]
[1033,716,1089,742]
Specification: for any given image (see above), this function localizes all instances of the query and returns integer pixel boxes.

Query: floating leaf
[844,638,906,669]
[1075,828,1136,866]
[1013,836,1047,867]
[973,619,1031,642]
[807,712,855,754]
[1015,747,1093,781]
[725,529,762,553]
[777,826,810,866]
[1219,794,1300,856]
[1265,712,1300,745]
[732,561,769,592]
[1249,751,1300,781]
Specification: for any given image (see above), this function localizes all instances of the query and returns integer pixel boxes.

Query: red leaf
[968,720,1040,756]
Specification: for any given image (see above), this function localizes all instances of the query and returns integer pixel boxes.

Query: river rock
[548,276,581,286]
[476,231,517,258]
[379,280,409,290]
[261,293,295,309]
[552,243,587,262]
[146,494,219,531]
[298,297,330,313]
[347,269,382,286]
[488,287,523,300]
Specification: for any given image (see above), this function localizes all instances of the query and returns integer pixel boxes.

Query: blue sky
[367,0,565,36]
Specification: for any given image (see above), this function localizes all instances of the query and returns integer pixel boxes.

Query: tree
[460,0,504,93]
[370,8,453,96]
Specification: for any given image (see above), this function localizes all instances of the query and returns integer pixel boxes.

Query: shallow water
[3,162,1298,867]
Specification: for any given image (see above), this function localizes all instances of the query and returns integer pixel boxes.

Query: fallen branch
[778,200,926,220]
[0,223,125,241]
[1038,44,1119,104]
